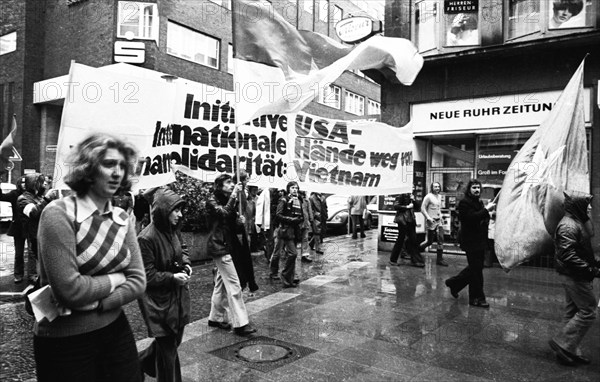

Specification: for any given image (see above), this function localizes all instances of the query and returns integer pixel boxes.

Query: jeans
[390,223,423,264]
[11,233,26,278]
[26,237,39,282]
[419,225,444,252]
[446,249,485,301]
[350,214,365,238]
[553,275,598,355]
[279,239,298,286]
[139,330,184,382]
[34,312,141,382]
[209,254,249,328]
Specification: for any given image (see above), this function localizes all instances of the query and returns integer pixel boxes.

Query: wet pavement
[1,229,599,381]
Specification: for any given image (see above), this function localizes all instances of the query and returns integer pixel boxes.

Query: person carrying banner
[445,179,495,308]
[206,174,256,336]
[548,191,599,366]
[419,182,448,266]
[138,189,190,382]
[33,133,146,381]
[389,193,424,268]
[273,181,304,287]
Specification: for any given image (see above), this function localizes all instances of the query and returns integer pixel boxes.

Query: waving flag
[232,0,423,125]
[0,114,17,171]
[495,59,589,270]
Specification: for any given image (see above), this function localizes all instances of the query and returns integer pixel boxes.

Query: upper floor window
[319,0,329,22]
[368,100,381,115]
[507,0,594,40]
[0,32,17,56]
[332,5,343,25]
[344,90,364,116]
[415,1,438,52]
[117,2,158,41]
[318,84,341,109]
[167,22,220,69]
[304,0,314,14]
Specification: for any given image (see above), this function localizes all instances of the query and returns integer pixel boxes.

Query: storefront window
[431,138,475,167]
[477,132,532,187]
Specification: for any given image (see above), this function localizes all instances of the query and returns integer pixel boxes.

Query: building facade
[382,0,600,260]
[0,0,382,179]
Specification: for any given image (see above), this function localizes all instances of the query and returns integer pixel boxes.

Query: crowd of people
[0,132,597,380]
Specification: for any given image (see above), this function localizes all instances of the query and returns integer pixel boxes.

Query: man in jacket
[272,181,304,288]
[445,179,495,308]
[348,195,367,239]
[138,189,191,381]
[389,193,424,267]
[309,192,328,254]
[549,191,599,366]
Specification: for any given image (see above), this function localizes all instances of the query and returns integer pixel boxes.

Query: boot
[436,250,448,266]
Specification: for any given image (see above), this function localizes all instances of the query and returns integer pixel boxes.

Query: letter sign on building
[335,16,382,44]
[114,41,145,64]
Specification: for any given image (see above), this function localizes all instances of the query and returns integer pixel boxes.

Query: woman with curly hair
[33,133,146,381]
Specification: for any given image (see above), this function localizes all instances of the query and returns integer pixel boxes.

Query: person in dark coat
[389,193,424,267]
[138,188,191,382]
[445,179,495,308]
[1,176,26,283]
[273,182,304,287]
[548,191,599,366]
[17,173,52,284]
[309,192,328,254]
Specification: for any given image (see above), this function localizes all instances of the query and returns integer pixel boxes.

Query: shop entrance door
[430,169,473,254]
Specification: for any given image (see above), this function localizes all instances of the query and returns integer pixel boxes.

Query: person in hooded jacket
[0,176,26,283]
[138,188,191,382]
[549,191,599,367]
[17,173,52,284]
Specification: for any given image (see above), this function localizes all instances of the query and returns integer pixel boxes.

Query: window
[344,91,364,116]
[0,32,17,55]
[304,0,313,14]
[477,132,533,187]
[318,84,341,109]
[367,100,380,115]
[207,0,231,10]
[227,44,234,74]
[332,5,343,25]
[167,22,220,69]
[319,0,328,22]
[415,1,437,52]
[507,0,594,40]
[117,2,158,41]
[431,138,475,168]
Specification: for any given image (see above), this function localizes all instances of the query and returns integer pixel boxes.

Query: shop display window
[431,138,475,167]
[477,132,533,187]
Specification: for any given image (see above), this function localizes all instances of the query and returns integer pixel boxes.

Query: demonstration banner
[55,63,414,195]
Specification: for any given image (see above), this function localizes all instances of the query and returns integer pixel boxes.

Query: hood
[563,191,592,223]
[152,189,185,232]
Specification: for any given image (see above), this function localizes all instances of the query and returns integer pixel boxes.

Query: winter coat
[137,189,190,337]
[300,195,314,232]
[309,193,328,235]
[393,193,415,227]
[206,190,243,258]
[457,194,489,252]
[554,192,599,282]
[17,174,49,240]
[276,194,304,241]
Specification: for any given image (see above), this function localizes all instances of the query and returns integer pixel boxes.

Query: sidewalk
[139,233,599,381]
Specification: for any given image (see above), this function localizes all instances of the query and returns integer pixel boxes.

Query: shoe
[411,262,425,268]
[571,353,591,365]
[389,261,399,266]
[469,298,490,308]
[549,340,576,366]
[234,324,257,336]
[208,320,232,330]
[301,256,313,263]
[445,280,459,299]
[249,282,259,293]
[436,259,449,266]
[14,276,23,284]
[360,233,366,238]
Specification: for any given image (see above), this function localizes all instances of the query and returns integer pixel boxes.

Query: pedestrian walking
[445,179,495,308]
[548,191,599,366]
[309,192,328,254]
[0,176,26,283]
[273,181,304,287]
[419,182,448,266]
[206,174,256,336]
[348,195,366,239]
[33,133,146,381]
[389,193,424,267]
[299,190,314,263]
[138,189,191,381]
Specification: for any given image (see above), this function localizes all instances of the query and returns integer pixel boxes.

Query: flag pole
[231,0,243,217]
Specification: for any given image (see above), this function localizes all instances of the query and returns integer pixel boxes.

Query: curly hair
[64,133,138,196]
[464,178,482,198]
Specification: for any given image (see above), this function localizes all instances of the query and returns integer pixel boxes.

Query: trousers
[209,254,249,328]
[139,330,184,382]
[446,249,485,301]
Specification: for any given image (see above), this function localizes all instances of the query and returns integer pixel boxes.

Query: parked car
[0,182,16,224]
[325,194,373,234]
[366,195,378,227]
